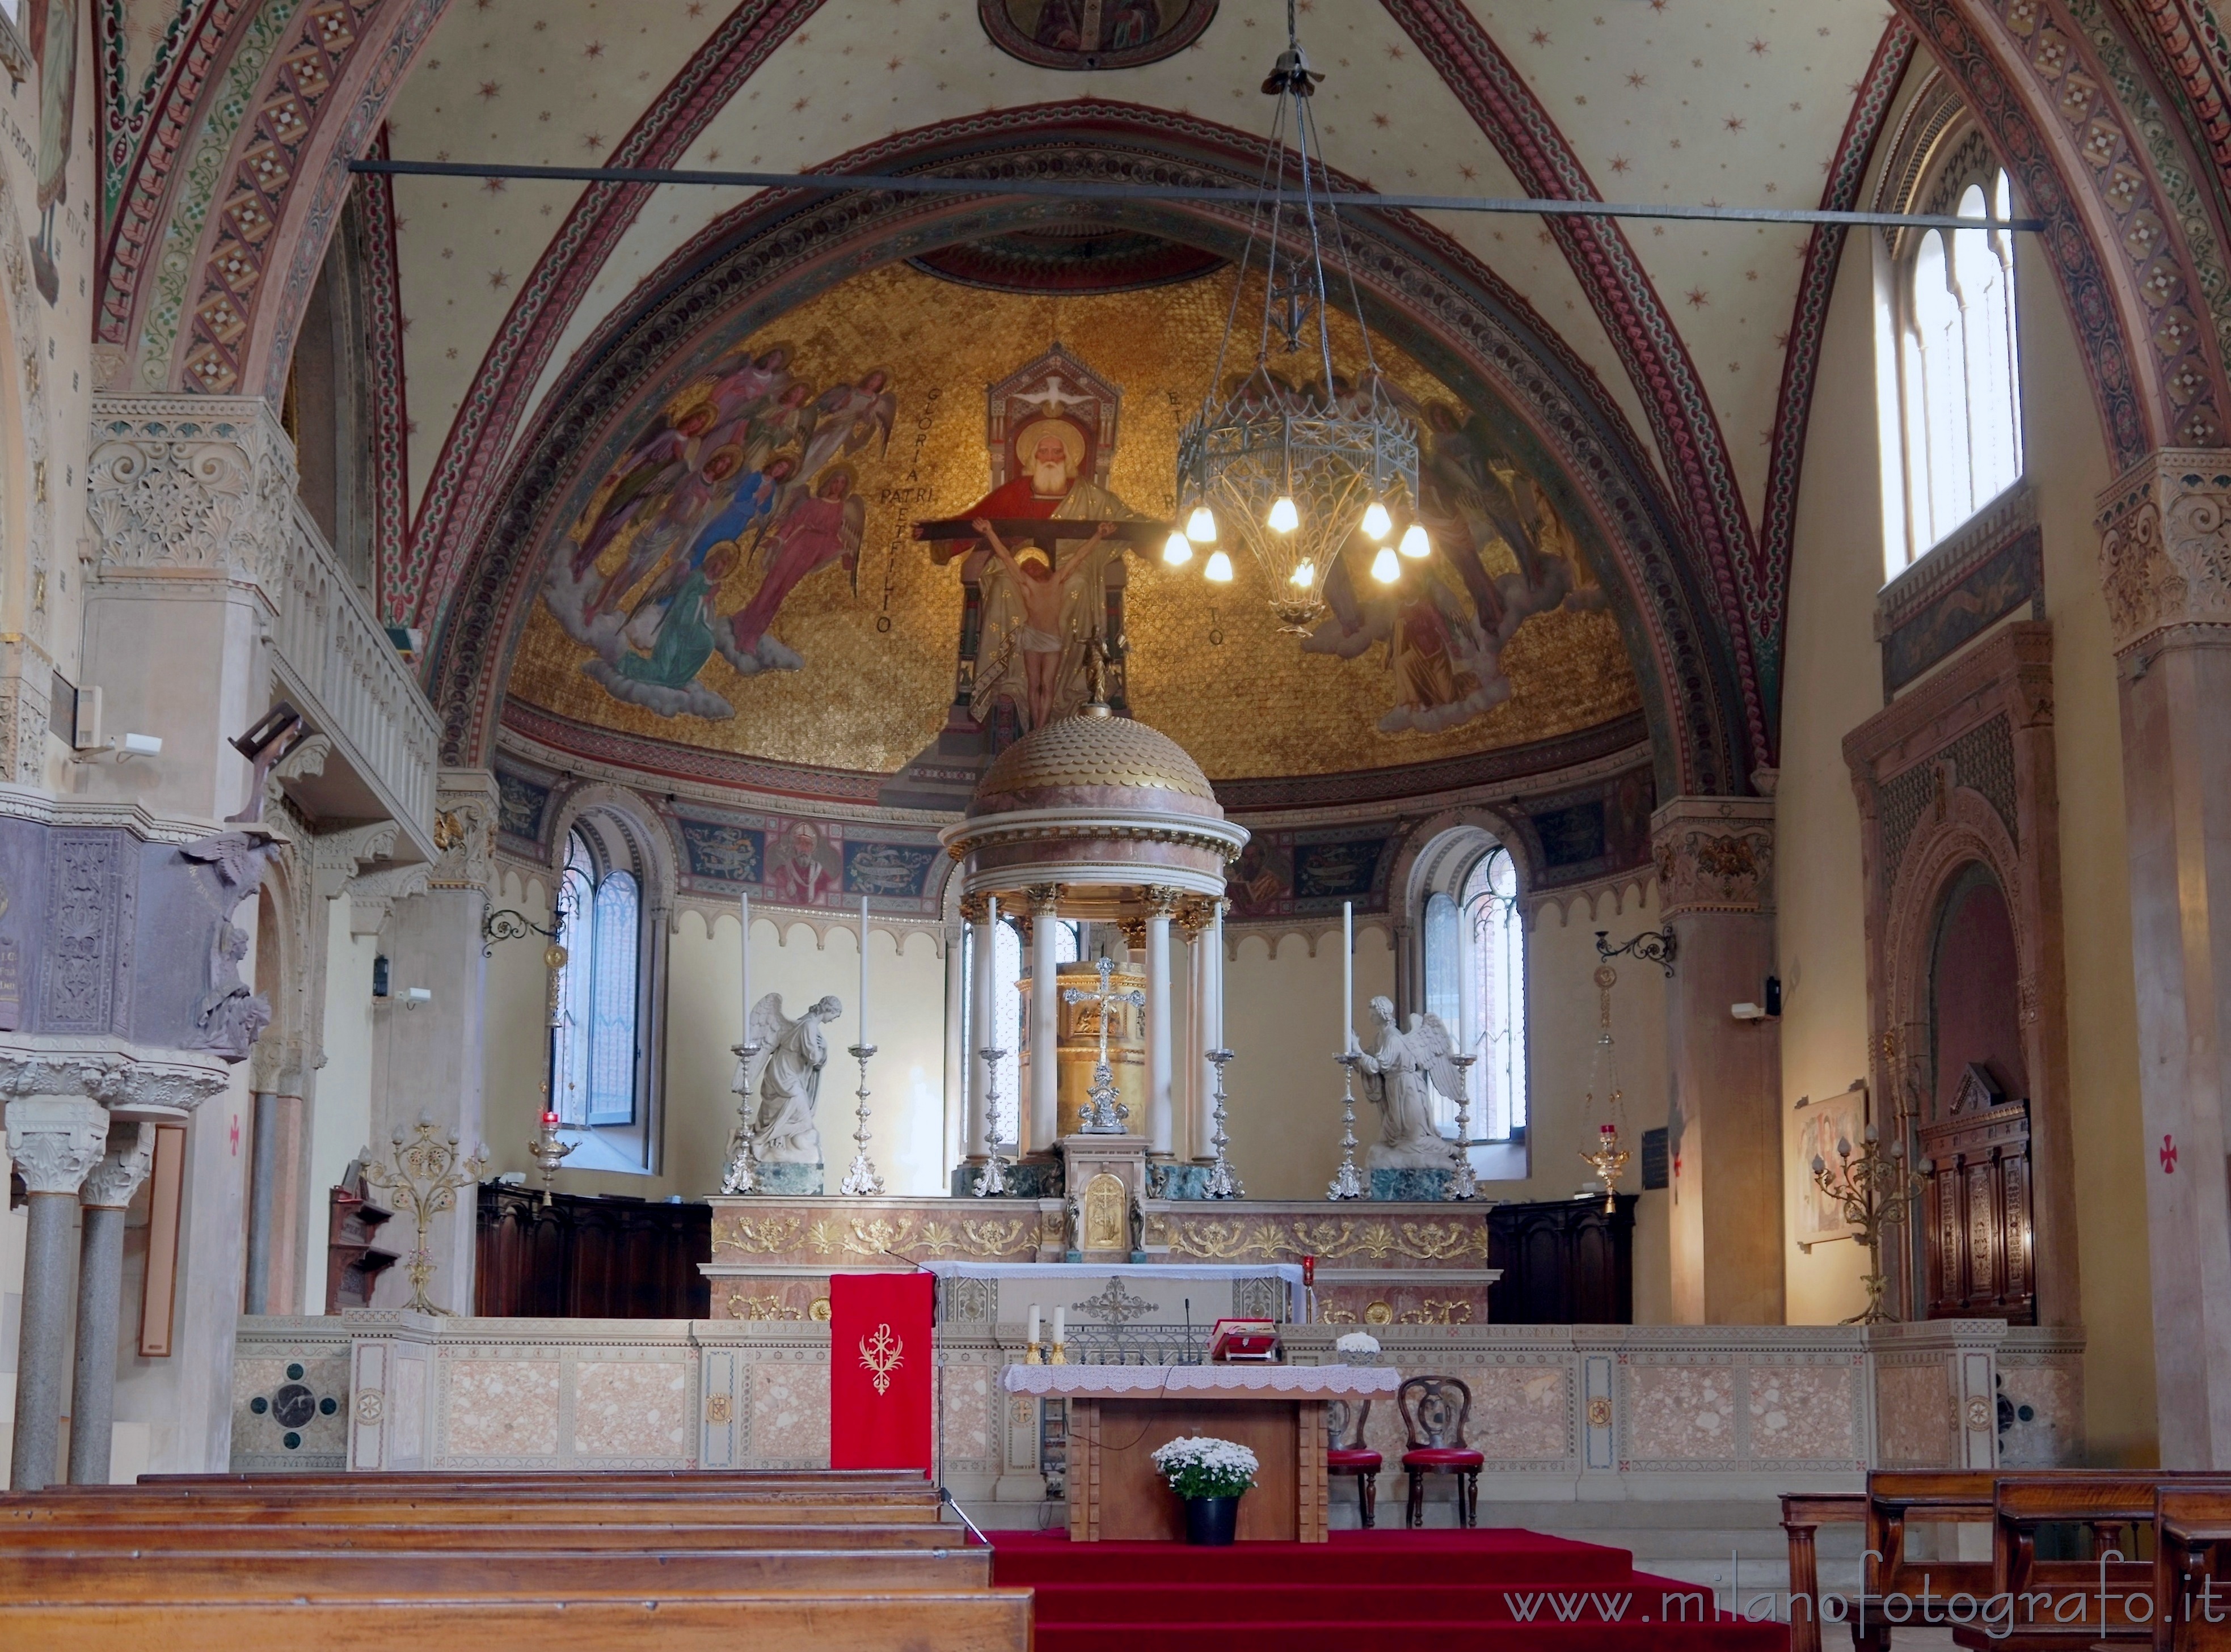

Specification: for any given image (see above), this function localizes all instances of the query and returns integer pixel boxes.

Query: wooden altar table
[1002,1364,1399,1543]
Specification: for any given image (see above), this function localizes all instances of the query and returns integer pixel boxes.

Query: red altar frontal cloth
[828,1271,935,1472]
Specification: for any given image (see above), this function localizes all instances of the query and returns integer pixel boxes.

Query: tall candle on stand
[739,891,752,1032]
[1212,901,1225,1047]
[858,896,871,1044]
[1342,901,1354,1051]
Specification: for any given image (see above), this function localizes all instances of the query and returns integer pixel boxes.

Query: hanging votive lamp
[1289,559,1316,589]
[1361,501,1393,540]
[1370,546,1401,584]
[1205,549,1235,582]
[1398,523,1431,559]
[1267,495,1300,534]
[1162,531,1194,567]
[1186,505,1218,543]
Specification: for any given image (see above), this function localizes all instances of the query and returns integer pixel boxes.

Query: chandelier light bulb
[1185,505,1218,543]
[1361,501,1393,540]
[1161,531,1194,567]
[1370,546,1401,584]
[1398,523,1431,559]
[1289,559,1317,589]
[1267,495,1300,534]
[1205,549,1235,583]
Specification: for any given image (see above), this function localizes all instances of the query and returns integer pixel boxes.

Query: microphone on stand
[1183,1298,1193,1366]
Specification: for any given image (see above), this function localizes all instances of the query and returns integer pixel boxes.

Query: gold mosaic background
[506,263,1640,779]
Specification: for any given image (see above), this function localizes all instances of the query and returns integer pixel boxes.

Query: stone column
[243,1090,280,1313]
[2097,453,2231,1464]
[1026,884,1063,1154]
[5,1097,108,1491]
[367,771,496,1312]
[1144,889,1179,1156]
[68,1122,155,1485]
[1182,903,1213,1161]
[1652,796,1783,1325]
[963,895,993,1165]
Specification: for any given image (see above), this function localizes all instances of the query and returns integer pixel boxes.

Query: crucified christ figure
[972,516,1116,730]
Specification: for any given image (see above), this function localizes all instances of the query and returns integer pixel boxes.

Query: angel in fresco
[617,455,796,646]
[745,992,844,1165]
[567,387,726,582]
[583,436,752,623]
[719,469,868,675]
[794,369,896,486]
[582,540,743,719]
[970,517,1121,731]
[1353,995,1468,1170]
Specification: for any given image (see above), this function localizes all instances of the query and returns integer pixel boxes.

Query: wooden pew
[2156,1486,2231,1651]
[0,1492,946,1525]
[1780,1472,1998,1652]
[0,1595,1032,1652]
[0,1519,968,1552]
[0,1544,993,1600]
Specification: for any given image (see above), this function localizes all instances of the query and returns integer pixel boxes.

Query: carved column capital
[2096,449,2231,653]
[1650,796,1776,918]
[85,396,297,598]
[1023,882,1065,916]
[4,1097,109,1195]
[1142,885,1184,919]
[958,893,989,926]
[81,1122,155,1210]
[429,768,500,895]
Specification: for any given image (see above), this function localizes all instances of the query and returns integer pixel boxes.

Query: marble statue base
[754,1161,825,1195]
[1371,1165,1470,1201]
[948,1156,1064,1200]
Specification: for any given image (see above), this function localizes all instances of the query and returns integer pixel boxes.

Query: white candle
[1212,901,1225,1048]
[739,890,752,1034]
[858,895,871,1045]
[1342,901,1354,1051]
[1053,1306,1066,1346]
[1028,1304,1041,1346]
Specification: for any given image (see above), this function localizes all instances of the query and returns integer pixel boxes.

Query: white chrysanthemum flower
[1150,1434,1260,1498]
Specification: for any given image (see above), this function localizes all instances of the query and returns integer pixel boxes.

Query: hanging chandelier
[1170,2,1424,634]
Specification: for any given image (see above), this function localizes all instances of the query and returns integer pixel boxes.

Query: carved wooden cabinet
[324,1177,398,1312]
[1485,1194,1635,1324]
[475,1184,711,1318]
[1917,1096,2035,1324]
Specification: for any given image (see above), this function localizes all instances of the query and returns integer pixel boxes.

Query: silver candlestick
[974,1042,1010,1197]
[1201,1047,1243,1199]
[1446,1052,1479,1201]
[719,1040,764,1195]
[1327,1049,1365,1201]
[837,1042,884,1197]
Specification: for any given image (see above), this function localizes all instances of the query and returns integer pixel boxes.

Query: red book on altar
[1209,1319,1279,1363]
[828,1271,935,1472]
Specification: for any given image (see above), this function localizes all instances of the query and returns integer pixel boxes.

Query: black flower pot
[1184,1494,1241,1546]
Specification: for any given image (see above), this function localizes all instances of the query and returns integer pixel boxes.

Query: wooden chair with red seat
[1325,1397,1383,1529]
[1398,1376,1484,1529]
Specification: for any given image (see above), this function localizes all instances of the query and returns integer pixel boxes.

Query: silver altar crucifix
[1062,956,1144,1134]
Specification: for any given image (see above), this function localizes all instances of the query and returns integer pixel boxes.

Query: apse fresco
[511,263,1639,781]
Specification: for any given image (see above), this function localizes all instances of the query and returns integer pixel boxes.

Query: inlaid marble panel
[1747,1362,1861,1463]
[941,1361,996,1465]
[444,1356,563,1459]
[1875,1362,1958,1467]
[1623,1362,1738,1460]
[1997,1359,2082,1468]
[229,1351,349,1468]
[575,1358,691,1458]
[749,1359,829,1463]
[1462,1365,1572,1460]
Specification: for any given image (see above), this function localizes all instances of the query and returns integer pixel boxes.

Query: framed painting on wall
[1793,1081,1868,1247]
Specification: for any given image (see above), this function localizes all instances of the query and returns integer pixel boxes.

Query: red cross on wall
[2161,1133,2178,1173]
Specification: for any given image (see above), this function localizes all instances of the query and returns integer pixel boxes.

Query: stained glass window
[1417,847,1527,1144]
[553,829,639,1130]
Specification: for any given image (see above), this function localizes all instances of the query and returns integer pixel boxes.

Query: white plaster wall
[301,893,379,1311]
[481,885,954,1201]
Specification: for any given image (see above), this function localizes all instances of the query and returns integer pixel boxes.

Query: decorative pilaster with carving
[1651,797,1777,917]
[2097,451,2231,654]
[429,770,500,897]
[81,1122,155,1210]
[84,397,297,597]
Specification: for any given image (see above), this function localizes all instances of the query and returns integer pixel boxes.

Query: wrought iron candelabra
[362,1116,488,1314]
[1201,1048,1244,1199]
[1327,1048,1365,1201]
[973,1041,1011,1197]
[719,1038,765,1195]
[1446,1052,1479,1201]
[1812,1124,1931,1325]
[837,1042,885,1197]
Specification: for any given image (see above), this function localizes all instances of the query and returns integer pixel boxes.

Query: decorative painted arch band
[425,105,1751,802]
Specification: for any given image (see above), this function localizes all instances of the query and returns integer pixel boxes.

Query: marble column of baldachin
[67,1122,155,1484]
[4,1097,108,1490]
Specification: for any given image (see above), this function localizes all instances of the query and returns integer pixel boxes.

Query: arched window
[1884,158,2022,576]
[552,819,659,1170]
[1419,843,1527,1149]
[960,912,1082,1151]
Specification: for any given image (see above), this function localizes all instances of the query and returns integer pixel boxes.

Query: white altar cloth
[921,1261,1305,1286]
[1002,1362,1399,1396]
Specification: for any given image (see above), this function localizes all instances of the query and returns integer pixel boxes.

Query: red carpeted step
[1026,1581,1718,1624]
[989,1527,1638,1587]
[1029,1621,1788,1652]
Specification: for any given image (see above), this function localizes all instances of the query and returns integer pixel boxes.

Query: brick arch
[422,105,1752,801]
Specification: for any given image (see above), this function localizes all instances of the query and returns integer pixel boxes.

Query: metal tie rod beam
[348,157,2043,234]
